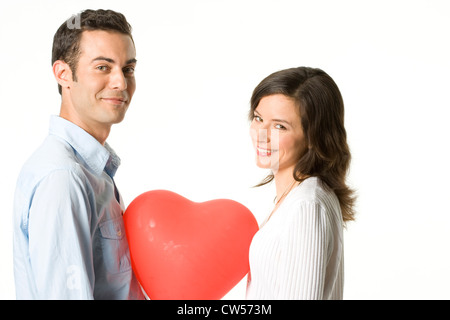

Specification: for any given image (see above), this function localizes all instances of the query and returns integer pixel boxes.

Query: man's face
[64,30,136,134]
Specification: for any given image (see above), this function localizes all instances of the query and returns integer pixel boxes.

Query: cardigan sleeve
[277,200,329,299]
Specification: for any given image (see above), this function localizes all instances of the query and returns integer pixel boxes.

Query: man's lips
[101,97,128,104]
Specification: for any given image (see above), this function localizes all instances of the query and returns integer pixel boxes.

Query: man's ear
[52,60,73,90]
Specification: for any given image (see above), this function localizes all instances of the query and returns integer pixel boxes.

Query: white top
[246,177,344,300]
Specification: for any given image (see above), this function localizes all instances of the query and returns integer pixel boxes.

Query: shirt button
[116,229,122,237]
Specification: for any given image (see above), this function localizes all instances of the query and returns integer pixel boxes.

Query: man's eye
[124,67,135,74]
[97,65,109,71]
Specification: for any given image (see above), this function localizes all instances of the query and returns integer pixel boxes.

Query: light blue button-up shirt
[13,115,145,300]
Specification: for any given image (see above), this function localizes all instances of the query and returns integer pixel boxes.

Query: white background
[1,0,449,300]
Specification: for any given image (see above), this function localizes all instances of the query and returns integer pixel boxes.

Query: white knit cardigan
[246,177,344,300]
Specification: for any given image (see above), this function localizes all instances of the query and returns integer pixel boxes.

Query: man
[13,9,145,299]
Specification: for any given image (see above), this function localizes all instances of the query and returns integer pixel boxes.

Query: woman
[246,67,355,300]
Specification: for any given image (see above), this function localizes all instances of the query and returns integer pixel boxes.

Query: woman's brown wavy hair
[249,67,356,223]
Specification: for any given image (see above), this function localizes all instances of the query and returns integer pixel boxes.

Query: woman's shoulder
[281,177,343,228]
[288,177,339,210]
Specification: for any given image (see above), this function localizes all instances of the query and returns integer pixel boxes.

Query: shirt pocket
[99,216,132,274]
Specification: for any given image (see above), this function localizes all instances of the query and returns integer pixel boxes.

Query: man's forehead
[79,30,136,61]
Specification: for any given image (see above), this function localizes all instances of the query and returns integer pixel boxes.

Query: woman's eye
[254,115,262,122]
[275,124,286,130]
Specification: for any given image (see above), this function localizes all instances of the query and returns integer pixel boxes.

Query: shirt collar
[48,115,121,177]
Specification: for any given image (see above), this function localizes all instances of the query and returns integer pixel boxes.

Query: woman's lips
[256,146,277,157]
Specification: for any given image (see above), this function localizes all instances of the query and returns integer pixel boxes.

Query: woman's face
[250,94,307,175]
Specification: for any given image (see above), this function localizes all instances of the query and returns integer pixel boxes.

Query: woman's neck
[274,168,297,202]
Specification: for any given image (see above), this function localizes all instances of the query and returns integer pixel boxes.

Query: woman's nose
[257,128,270,143]
[250,127,271,143]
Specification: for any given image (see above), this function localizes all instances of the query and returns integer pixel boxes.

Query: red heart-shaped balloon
[123,190,259,300]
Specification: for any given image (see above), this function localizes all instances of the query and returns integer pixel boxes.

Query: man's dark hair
[52,9,133,94]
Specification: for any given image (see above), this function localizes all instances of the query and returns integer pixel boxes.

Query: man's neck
[59,110,110,145]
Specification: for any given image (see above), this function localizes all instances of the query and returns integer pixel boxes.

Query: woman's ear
[52,60,73,91]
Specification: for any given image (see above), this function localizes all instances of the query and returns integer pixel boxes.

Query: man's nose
[109,69,127,91]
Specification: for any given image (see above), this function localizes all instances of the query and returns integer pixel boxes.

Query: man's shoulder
[17,135,84,189]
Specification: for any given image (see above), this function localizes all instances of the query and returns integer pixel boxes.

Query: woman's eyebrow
[272,118,292,126]
[254,111,292,126]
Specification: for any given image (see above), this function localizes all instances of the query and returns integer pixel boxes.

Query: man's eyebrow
[126,58,137,64]
[91,56,137,64]
[91,56,114,63]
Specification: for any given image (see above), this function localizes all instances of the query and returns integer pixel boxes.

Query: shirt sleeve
[278,200,329,299]
[28,169,95,299]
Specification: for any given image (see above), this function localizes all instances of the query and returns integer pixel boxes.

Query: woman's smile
[256,146,278,157]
